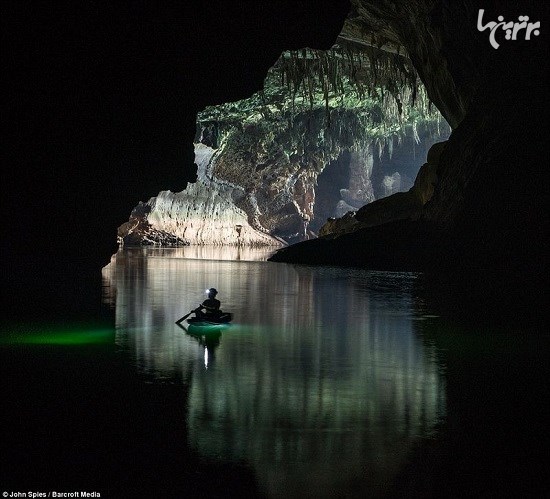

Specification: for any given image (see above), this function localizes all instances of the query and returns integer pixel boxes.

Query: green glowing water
[1,325,114,346]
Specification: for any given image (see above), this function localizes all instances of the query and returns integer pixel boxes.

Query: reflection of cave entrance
[310,151,351,234]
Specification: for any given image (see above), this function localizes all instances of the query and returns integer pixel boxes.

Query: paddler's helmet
[207,288,218,296]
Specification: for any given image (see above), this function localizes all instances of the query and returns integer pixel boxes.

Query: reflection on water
[103,248,446,497]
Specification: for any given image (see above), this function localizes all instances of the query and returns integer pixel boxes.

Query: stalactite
[197,39,448,194]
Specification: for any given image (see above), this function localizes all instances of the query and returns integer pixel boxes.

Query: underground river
[1,248,547,497]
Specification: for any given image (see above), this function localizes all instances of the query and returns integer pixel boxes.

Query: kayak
[187,313,233,326]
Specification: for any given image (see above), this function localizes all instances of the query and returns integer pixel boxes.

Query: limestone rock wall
[119,121,447,247]
[118,144,284,247]
[119,40,449,248]
[341,0,472,129]
[271,0,549,289]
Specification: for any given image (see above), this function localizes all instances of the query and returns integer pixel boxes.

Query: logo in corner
[477,9,541,49]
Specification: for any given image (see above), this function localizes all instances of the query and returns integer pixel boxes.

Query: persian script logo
[477,9,541,49]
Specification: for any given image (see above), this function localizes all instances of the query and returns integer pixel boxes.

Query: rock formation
[116,0,547,324]
[271,2,548,268]
[8,1,546,325]
[119,43,448,247]
[118,143,284,247]
[269,0,548,322]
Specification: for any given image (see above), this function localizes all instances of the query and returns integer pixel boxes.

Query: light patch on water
[1,325,114,346]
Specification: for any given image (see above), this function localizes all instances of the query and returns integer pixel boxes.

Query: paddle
[176,309,196,324]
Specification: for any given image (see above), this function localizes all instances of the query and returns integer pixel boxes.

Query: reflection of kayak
[187,313,233,326]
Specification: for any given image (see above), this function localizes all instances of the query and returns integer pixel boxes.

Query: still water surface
[4,247,545,497]
[102,247,446,497]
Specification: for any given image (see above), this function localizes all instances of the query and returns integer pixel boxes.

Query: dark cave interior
[2,0,549,325]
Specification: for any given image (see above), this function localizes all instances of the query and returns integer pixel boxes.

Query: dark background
[2,0,350,321]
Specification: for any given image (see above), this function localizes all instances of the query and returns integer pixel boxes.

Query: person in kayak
[195,288,222,318]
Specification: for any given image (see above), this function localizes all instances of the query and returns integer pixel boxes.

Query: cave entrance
[310,125,449,236]
[310,150,352,234]
[371,128,447,200]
